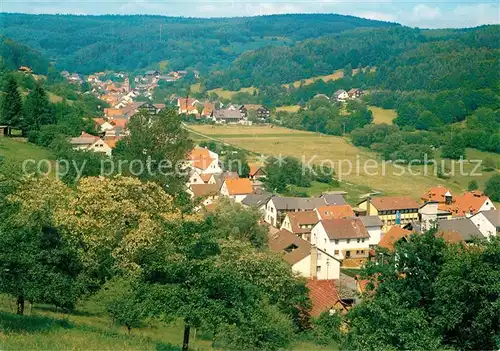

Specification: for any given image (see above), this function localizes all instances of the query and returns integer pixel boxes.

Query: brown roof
[286,211,319,234]
[200,174,213,183]
[190,183,219,198]
[370,196,420,211]
[306,279,342,317]
[379,227,411,251]
[437,230,465,244]
[320,218,370,240]
[316,205,355,220]
[224,178,253,195]
[268,229,312,266]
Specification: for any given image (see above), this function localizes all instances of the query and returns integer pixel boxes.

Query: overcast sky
[2,0,499,28]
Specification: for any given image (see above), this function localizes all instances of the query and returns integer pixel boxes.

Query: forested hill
[205,25,500,90]
[0,36,49,74]
[0,13,398,74]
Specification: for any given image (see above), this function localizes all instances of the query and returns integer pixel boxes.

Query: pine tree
[23,83,54,131]
[0,75,23,130]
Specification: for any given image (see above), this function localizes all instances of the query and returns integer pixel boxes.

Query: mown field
[0,137,54,163]
[0,295,330,351]
[369,106,396,125]
[188,125,499,201]
[206,86,258,99]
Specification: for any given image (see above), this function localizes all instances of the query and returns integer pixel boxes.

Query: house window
[361,250,364,254]
[362,238,365,243]
[357,238,360,243]
[324,239,327,244]
[334,240,339,245]
[317,252,322,260]
[316,266,322,273]
[346,239,351,244]
[334,250,339,255]
[284,244,298,253]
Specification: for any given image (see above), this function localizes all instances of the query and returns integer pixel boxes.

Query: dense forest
[0,13,397,74]
[0,36,49,74]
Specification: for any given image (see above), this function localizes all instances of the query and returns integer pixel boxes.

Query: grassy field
[369,106,396,125]
[284,69,344,89]
[190,83,202,93]
[188,125,499,201]
[0,295,330,351]
[0,137,54,163]
[276,105,301,113]
[206,87,258,99]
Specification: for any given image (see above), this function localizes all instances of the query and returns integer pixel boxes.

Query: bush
[311,311,343,345]
[484,174,500,202]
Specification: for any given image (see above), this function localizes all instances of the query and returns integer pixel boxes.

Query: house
[0,125,10,137]
[421,187,496,218]
[315,205,355,220]
[357,196,420,232]
[239,105,271,120]
[306,279,351,316]
[378,227,411,251]
[188,147,222,175]
[280,210,319,241]
[310,218,371,264]
[469,210,499,238]
[264,196,328,228]
[248,165,266,180]
[418,201,452,231]
[220,178,254,203]
[241,194,273,213]
[18,66,32,73]
[211,108,245,124]
[69,132,112,156]
[359,216,384,248]
[269,230,340,281]
[177,97,200,115]
[333,90,349,102]
[437,218,484,243]
[187,183,219,207]
[347,88,363,99]
[320,192,347,206]
[201,102,215,118]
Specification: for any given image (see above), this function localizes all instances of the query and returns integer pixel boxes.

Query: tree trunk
[182,322,190,351]
[16,295,24,315]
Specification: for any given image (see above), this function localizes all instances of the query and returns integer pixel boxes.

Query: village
[55,67,500,317]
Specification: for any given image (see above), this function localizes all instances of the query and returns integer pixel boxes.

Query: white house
[359,215,384,248]
[189,147,222,175]
[269,229,340,280]
[69,132,112,156]
[264,196,327,228]
[333,89,349,102]
[310,218,371,262]
[220,178,253,203]
[470,210,500,238]
[187,183,219,207]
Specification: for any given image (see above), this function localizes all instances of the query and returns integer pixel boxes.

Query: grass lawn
[276,105,301,113]
[206,87,258,99]
[341,268,362,278]
[190,83,202,93]
[369,106,397,125]
[187,124,498,200]
[284,69,344,89]
[0,295,328,351]
[0,137,54,163]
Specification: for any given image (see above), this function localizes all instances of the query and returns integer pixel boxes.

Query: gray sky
[2,0,499,28]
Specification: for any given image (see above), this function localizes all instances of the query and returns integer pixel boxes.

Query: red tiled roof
[320,218,370,240]
[370,196,420,211]
[306,279,341,317]
[316,205,355,220]
[437,230,465,244]
[421,185,451,203]
[200,174,213,183]
[438,191,493,217]
[379,227,411,251]
[190,183,219,198]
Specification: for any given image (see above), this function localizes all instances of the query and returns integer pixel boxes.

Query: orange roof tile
[306,279,342,317]
[93,118,106,126]
[316,205,355,220]
[200,174,213,183]
[110,119,128,128]
[421,185,451,203]
[224,178,253,196]
[438,191,493,217]
[379,227,411,251]
[103,139,118,149]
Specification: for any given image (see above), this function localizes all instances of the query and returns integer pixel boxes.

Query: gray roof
[212,109,242,120]
[270,196,327,211]
[481,209,500,227]
[70,136,98,145]
[437,218,484,241]
[321,193,347,206]
[359,215,383,228]
[241,194,272,208]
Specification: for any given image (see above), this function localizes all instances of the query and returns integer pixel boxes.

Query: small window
[346,239,351,244]
[362,238,365,243]
[334,250,339,255]
[316,266,321,273]
[356,250,360,254]
[357,238,360,243]
[334,240,339,245]
[317,252,322,260]
[284,244,298,253]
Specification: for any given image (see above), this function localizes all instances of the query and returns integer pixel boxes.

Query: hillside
[0,36,49,74]
[0,13,398,74]
[205,26,500,90]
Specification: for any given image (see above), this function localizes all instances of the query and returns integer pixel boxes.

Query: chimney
[366,196,371,215]
[310,246,318,279]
